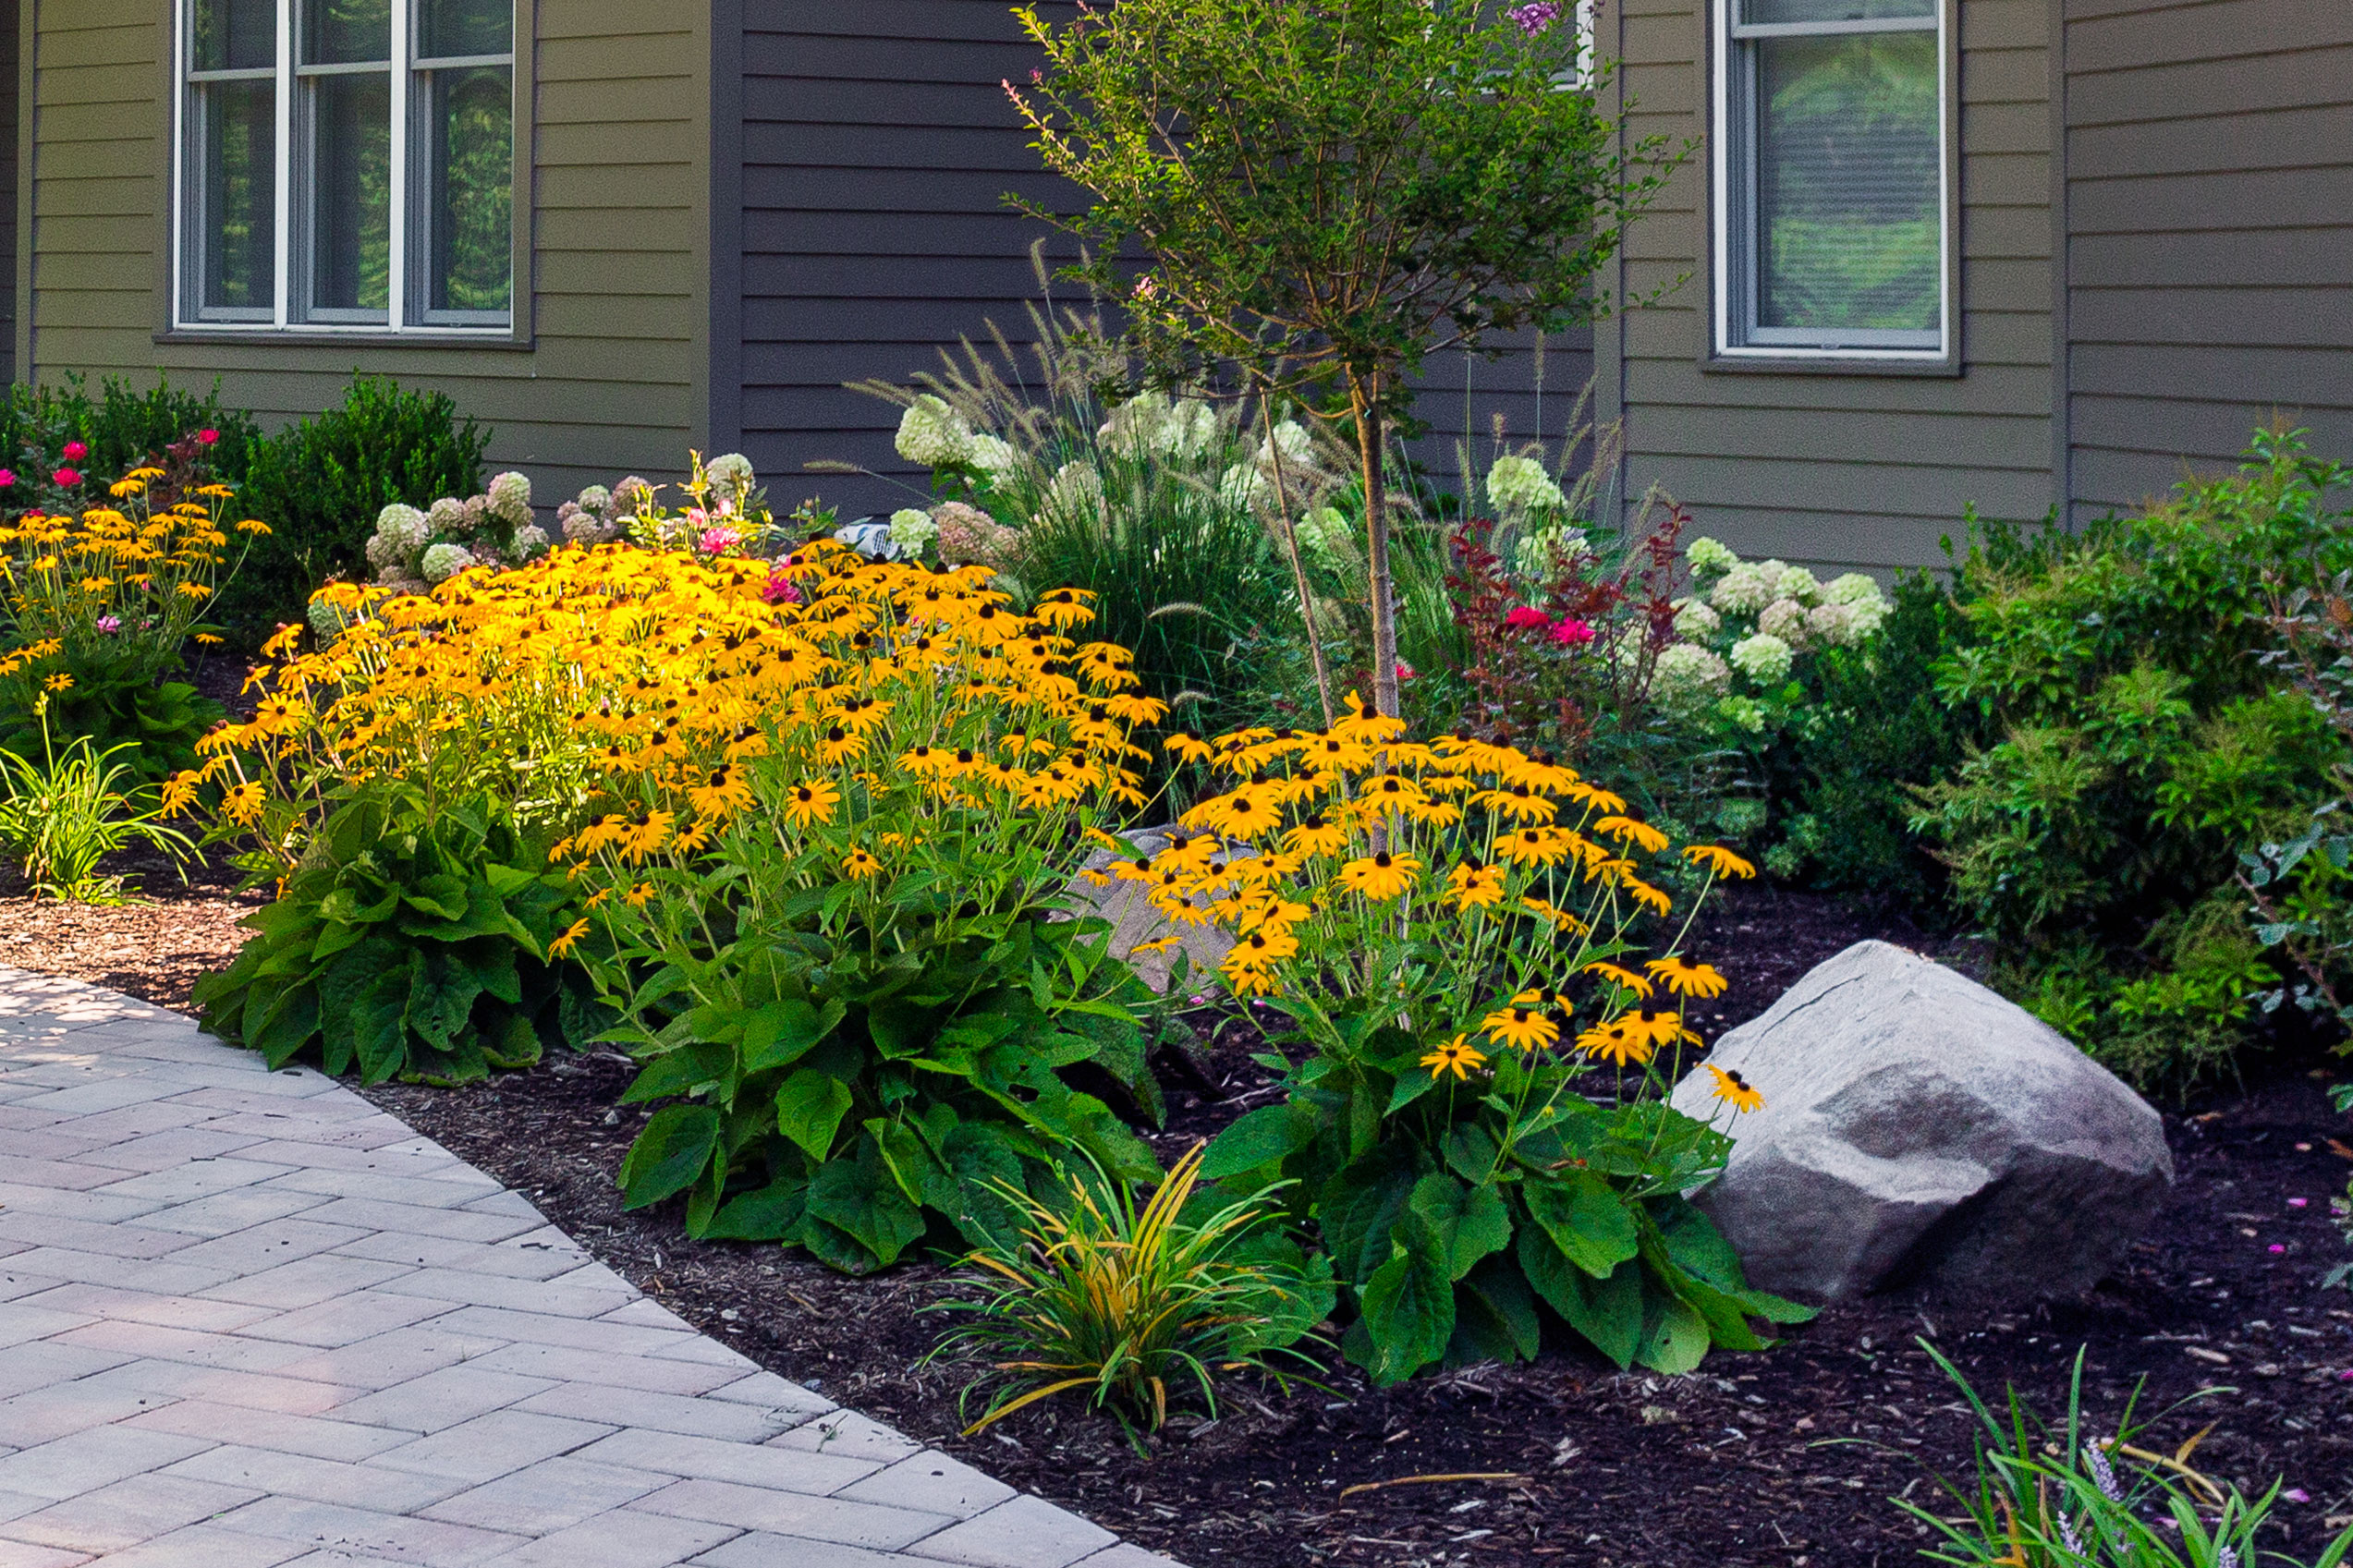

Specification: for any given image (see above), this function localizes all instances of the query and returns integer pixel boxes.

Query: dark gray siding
[1,0,18,383]
[2060,0,2353,519]
[723,3,1591,517]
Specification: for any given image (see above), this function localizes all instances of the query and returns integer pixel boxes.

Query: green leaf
[1201,1102,1319,1180]
[1317,1145,1420,1288]
[405,946,482,1052]
[742,998,844,1076]
[701,1176,810,1242]
[1523,1171,1640,1279]
[1440,1123,1500,1185]
[249,978,323,1070]
[1636,1288,1712,1375]
[1356,1212,1456,1385]
[1450,1254,1542,1366]
[617,1104,721,1209]
[801,1136,926,1273]
[1518,1226,1643,1368]
[774,1070,853,1162]
[1408,1173,1512,1282]
[618,1041,735,1106]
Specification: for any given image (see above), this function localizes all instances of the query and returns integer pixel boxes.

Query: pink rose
[1503,606,1551,632]
[196,429,220,445]
[699,526,741,556]
[0,469,15,488]
[762,567,802,606]
[53,468,82,487]
[1551,617,1596,647]
[61,441,87,462]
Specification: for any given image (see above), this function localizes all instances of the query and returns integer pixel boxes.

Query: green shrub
[1908,429,2353,1088]
[192,783,593,1086]
[0,374,263,502]
[230,376,488,646]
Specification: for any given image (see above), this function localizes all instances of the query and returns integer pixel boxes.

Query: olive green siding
[1598,0,2057,575]
[18,0,710,504]
[2059,0,2353,522]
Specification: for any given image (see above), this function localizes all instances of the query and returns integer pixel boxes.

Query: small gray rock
[1669,940,2173,1302]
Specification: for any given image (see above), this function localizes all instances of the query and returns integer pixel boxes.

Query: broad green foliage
[1910,431,2353,1088]
[929,1143,1332,1439]
[193,784,591,1086]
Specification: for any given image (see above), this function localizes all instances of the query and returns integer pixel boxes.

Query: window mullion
[273,0,292,327]
[389,0,409,331]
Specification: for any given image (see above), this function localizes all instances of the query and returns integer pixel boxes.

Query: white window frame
[1709,0,1954,365]
[171,0,518,336]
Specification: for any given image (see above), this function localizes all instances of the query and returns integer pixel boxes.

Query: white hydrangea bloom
[575,484,613,517]
[895,395,974,468]
[563,509,614,545]
[1295,506,1352,561]
[1652,643,1733,710]
[1672,597,1723,640]
[1218,462,1271,514]
[1717,696,1770,735]
[511,525,550,560]
[1259,419,1315,470]
[1757,597,1812,647]
[1513,525,1589,580]
[1774,565,1823,605]
[364,531,396,571]
[1487,454,1567,515]
[1686,536,1739,577]
[705,453,755,495]
[1044,461,1105,530]
[306,596,354,638]
[887,508,940,553]
[486,471,532,527]
[421,542,477,584]
[1805,602,1860,647]
[375,562,412,587]
[1710,563,1777,615]
[427,496,469,534]
[965,433,1018,478]
[1844,597,1890,641]
[1729,631,1795,685]
[1824,572,1889,610]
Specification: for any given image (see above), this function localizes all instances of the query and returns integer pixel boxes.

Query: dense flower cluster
[360,471,544,599]
[1650,538,1892,729]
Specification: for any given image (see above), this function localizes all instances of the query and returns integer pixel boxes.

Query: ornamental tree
[1008,0,1682,718]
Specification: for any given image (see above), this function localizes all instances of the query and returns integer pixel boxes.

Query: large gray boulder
[1668,941,2173,1302]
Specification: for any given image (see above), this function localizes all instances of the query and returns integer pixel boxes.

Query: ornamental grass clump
[0,691,192,902]
[929,1143,1332,1441]
[1135,702,1808,1381]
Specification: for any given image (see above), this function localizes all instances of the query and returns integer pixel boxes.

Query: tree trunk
[1261,390,1335,729]
[1350,372,1400,721]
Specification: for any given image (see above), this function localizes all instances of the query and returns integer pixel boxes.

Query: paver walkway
[0,968,1175,1568]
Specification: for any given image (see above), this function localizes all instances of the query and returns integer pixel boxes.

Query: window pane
[1742,0,1934,22]
[192,0,277,72]
[199,79,276,311]
[420,0,513,57]
[302,0,388,64]
[307,71,391,312]
[430,66,513,313]
[1754,31,1939,334]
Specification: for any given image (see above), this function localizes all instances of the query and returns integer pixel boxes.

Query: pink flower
[1551,617,1596,647]
[699,526,741,557]
[1504,606,1552,632]
[61,440,87,462]
[2287,1197,2309,1208]
[761,567,802,606]
[0,469,16,488]
[2268,1244,2286,1254]
[196,428,220,446]
[2284,1489,2311,1504]
[1510,2,1565,35]
[53,468,82,487]
[1396,661,1418,683]
[95,614,121,636]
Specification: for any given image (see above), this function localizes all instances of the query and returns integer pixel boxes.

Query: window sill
[155,329,533,351]
[1701,350,1961,379]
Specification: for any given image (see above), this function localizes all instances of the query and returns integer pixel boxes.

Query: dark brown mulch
[344,885,2353,1568]
[0,846,263,1009]
[10,869,2350,1565]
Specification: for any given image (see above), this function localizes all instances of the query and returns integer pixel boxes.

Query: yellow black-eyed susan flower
[1706,1064,1764,1114]
[1338,850,1420,901]
[1481,1006,1559,1053]
[1420,1035,1488,1081]
[1646,956,1728,999]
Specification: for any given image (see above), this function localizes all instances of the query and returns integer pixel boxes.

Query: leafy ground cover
[18,869,2347,1568]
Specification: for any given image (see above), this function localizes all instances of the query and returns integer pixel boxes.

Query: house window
[177,0,516,332]
[1713,0,1947,359]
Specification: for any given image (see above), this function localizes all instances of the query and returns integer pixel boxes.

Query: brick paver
[0,970,1178,1567]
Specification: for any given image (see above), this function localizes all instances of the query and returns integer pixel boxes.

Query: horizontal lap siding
[24,0,703,510]
[2062,0,2353,520]
[1610,0,2054,576]
[730,3,1591,520]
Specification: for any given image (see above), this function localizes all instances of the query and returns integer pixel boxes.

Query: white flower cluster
[1652,643,1732,710]
[1698,541,1889,651]
[485,470,531,529]
[1102,392,1222,463]
[887,507,940,554]
[895,395,977,468]
[933,501,1018,568]
[362,468,551,594]
[421,541,477,584]
[1728,631,1794,685]
[1487,453,1567,516]
[1513,523,1589,580]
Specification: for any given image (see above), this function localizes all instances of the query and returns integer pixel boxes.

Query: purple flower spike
[2083,1441,2122,1503]
[1509,1,1565,35]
